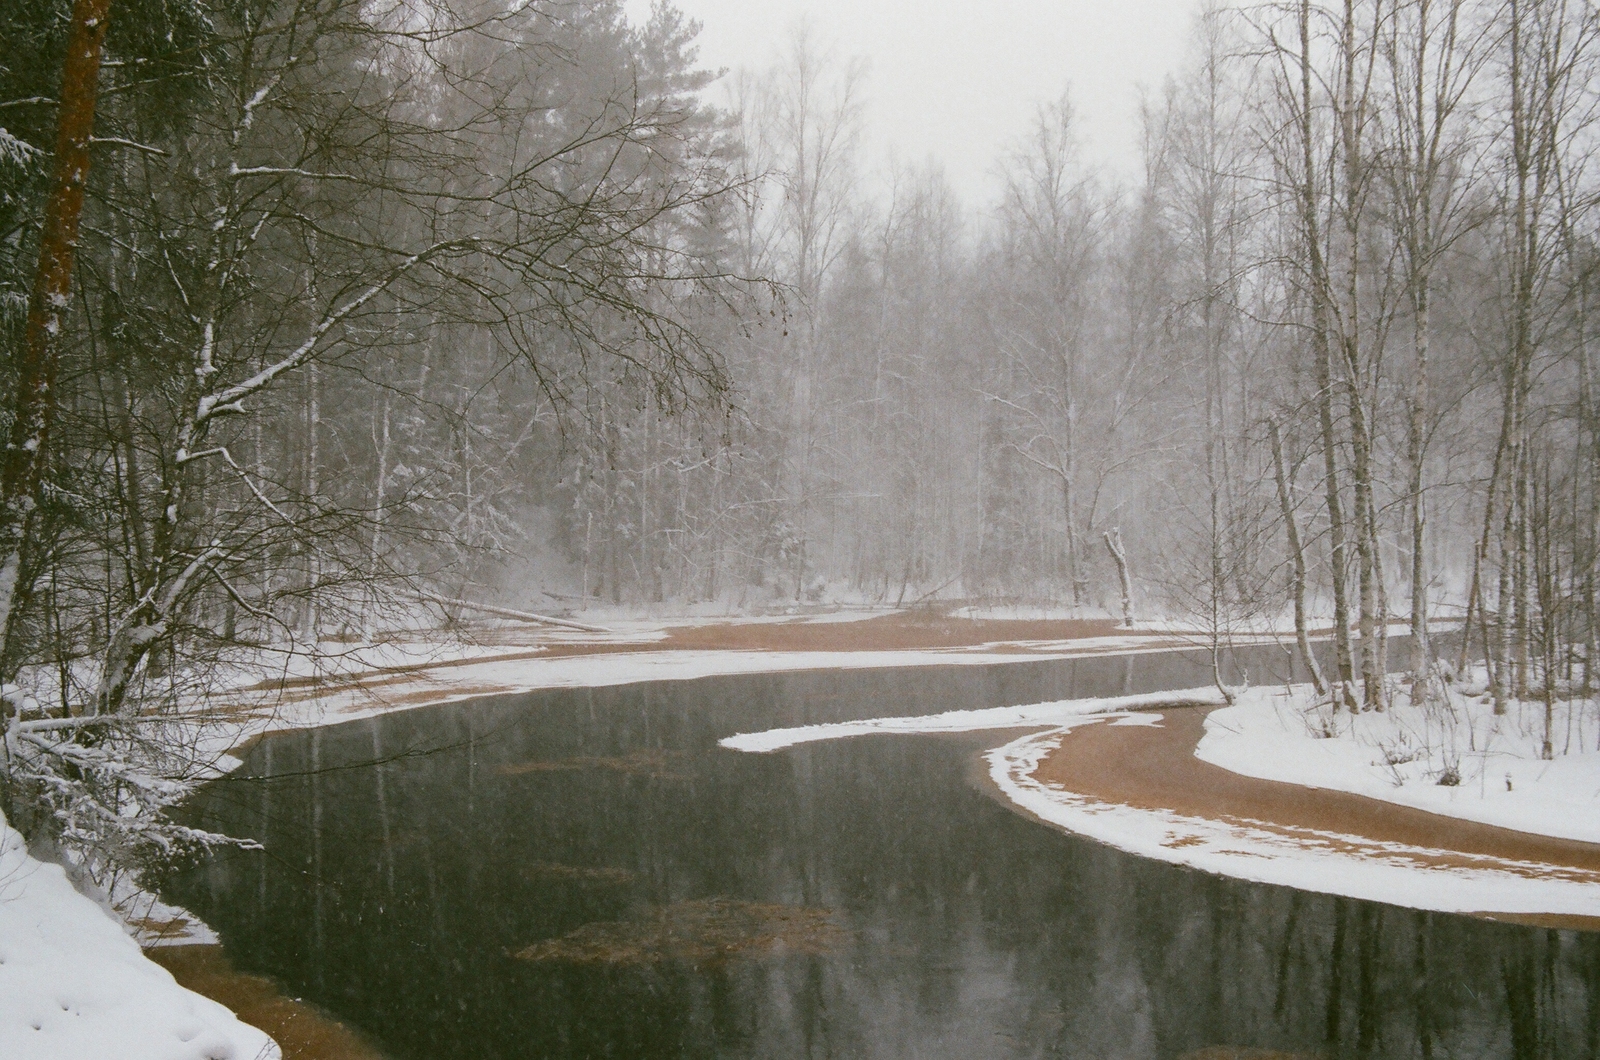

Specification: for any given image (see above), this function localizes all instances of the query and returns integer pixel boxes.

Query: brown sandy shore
[1027,706,1600,932]
[146,945,385,1060]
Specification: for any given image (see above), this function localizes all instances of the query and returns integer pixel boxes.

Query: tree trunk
[1349,381,1382,710]
[1337,0,1381,711]
[1319,345,1357,709]
[1494,455,1518,714]
[1407,302,1430,682]
[0,0,116,664]
[303,358,321,639]
[1103,527,1134,628]
[1581,309,1599,699]
[1271,420,1327,695]
[1298,0,1356,710]
[1514,457,1532,696]
[1062,473,1082,609]
[370,389,390,574]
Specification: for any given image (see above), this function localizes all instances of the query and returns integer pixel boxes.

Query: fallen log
[416,591,614,634]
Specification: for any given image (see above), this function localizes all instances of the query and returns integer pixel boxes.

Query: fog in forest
[3,0,1600,876]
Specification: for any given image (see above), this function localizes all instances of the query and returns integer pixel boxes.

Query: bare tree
[989,93,1104,606]
[1380,0,1482,683]
[1479,0,1598,712]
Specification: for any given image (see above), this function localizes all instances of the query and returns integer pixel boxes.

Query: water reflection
[167,653,1600,1059]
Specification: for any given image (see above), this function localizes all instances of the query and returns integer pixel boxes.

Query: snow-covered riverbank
[212,614,1200,733]
[15,623,1517,1060]
[1196,683,1600,846]
[989,721,1600,922]
[0,810,279,1060]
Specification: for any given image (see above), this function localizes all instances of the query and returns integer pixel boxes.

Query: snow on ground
[204,626,669,694]
[989,723,1600,920]
[199,612,1181,705]
[946,605,1107,621]
[2,620,1441,1060]
[110,877,221,949]
[0,811,279,1060]
[1196,683,1600,846]
[720,689,1218,752]
[0,621,1307,1060]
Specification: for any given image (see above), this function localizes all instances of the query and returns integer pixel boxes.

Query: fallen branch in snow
[907,575,961,608]
[416,590,613,633]
[15,715,135,733]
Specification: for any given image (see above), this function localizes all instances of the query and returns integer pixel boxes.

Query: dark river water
[167,646,1600,1059]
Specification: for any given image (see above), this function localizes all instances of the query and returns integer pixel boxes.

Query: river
[165,645,1600,1059]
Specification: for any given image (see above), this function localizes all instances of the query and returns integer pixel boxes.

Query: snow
[719,689,1212,752]
[109,877,221,949]
[195,620,1179,714]
[0,810,279,1060]
[988,723,1600,920]
[1195,683,1600,846]
[30,632,1207,1060]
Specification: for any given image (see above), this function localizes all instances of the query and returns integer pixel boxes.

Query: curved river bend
[168,645,1600,1059]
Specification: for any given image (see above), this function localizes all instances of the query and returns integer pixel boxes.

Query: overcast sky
[628,0,1203,208]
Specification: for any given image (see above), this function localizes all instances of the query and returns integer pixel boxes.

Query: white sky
[630,0,1203,208]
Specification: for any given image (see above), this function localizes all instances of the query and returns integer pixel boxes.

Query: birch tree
[1380,0,1482,682]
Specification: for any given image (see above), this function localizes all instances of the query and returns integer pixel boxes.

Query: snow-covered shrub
[0,707,249,891]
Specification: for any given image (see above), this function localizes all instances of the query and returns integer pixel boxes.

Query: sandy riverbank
[1018,705,1600,930]
[144,947,384,1060]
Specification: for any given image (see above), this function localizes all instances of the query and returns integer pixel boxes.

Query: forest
[1,0,1598,879]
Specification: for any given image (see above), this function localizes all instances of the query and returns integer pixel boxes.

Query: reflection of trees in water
[800,738,1600,1060]
[170,683,1600,1060]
